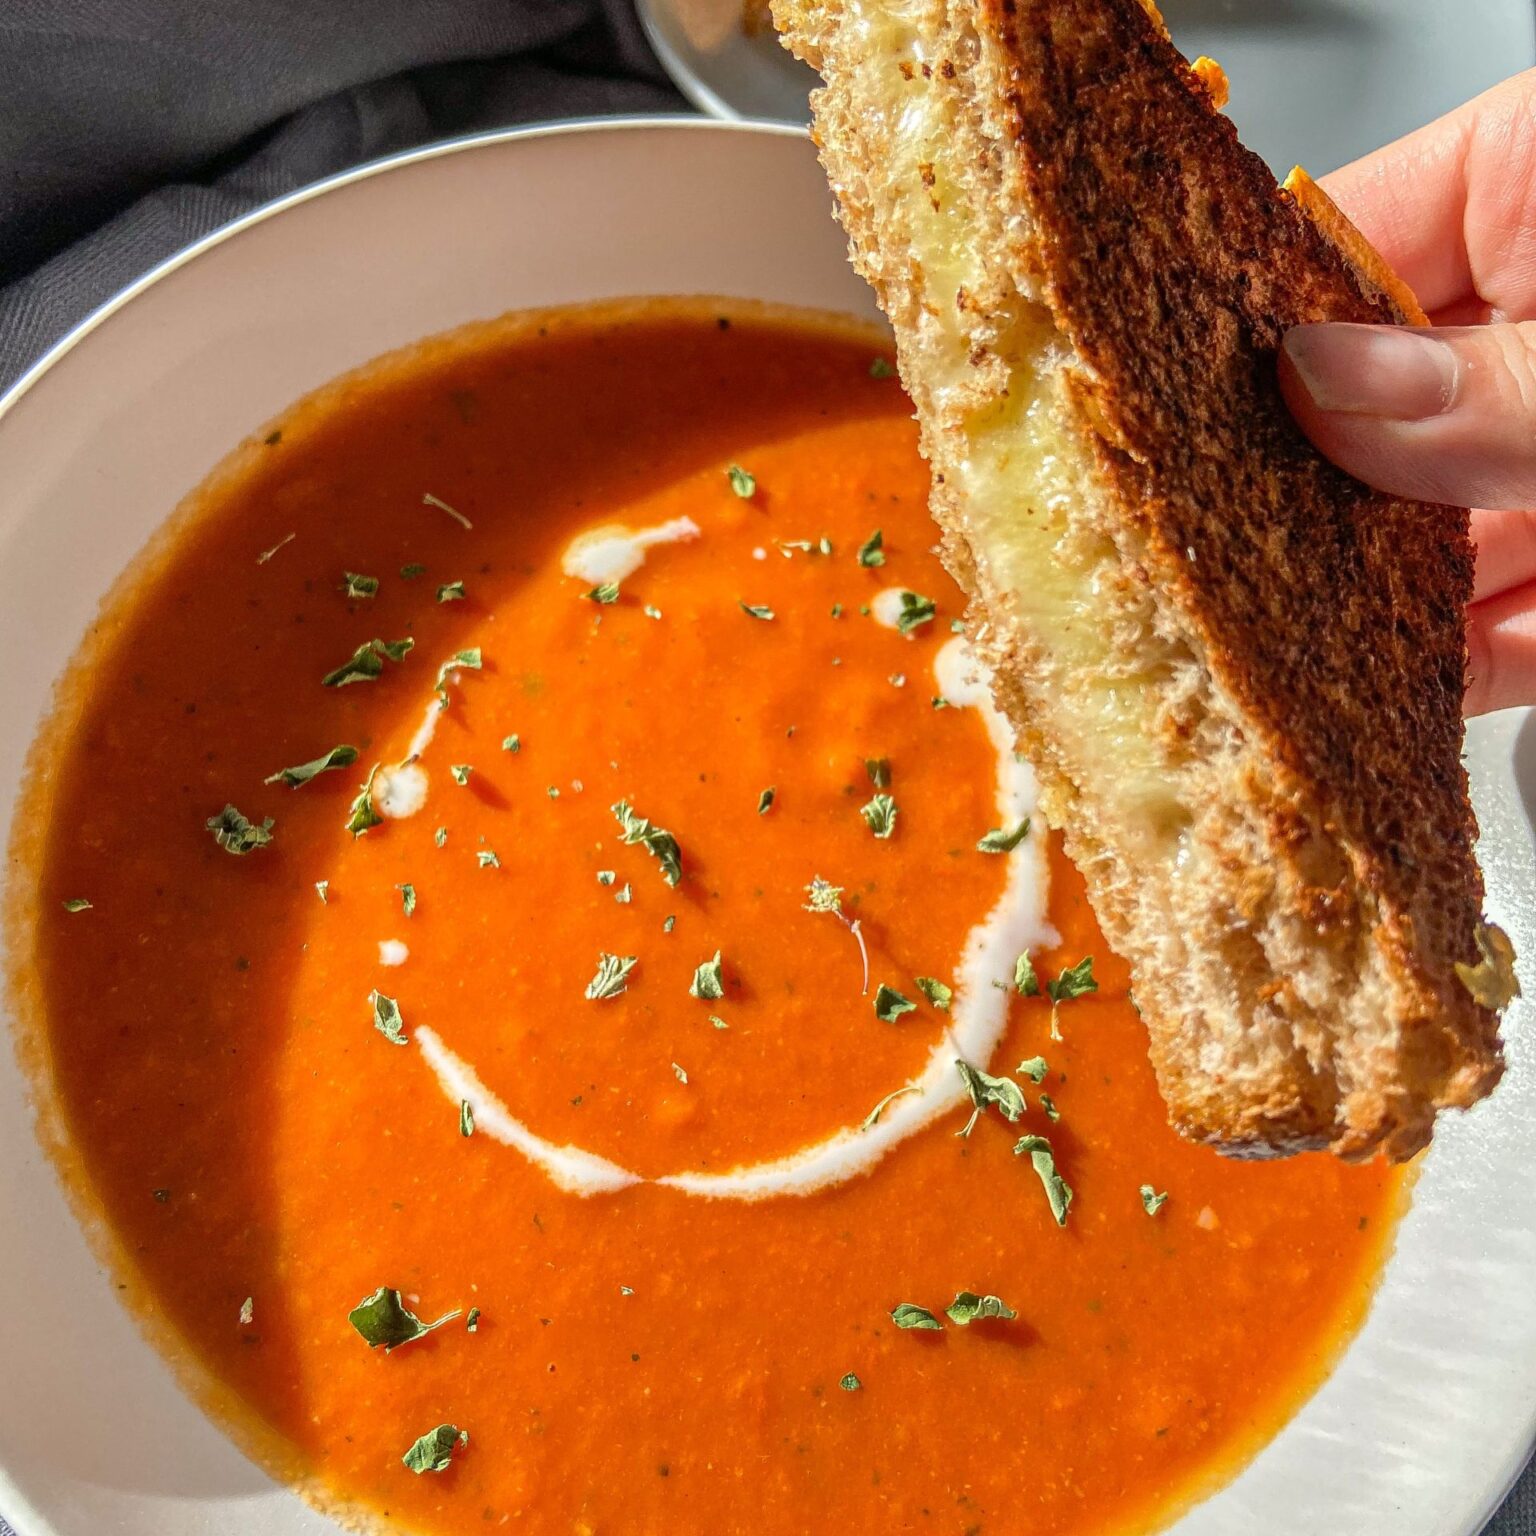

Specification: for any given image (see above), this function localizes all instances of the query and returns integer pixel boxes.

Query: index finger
[1319,68,1536,322]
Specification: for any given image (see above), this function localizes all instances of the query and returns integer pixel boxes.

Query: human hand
[1277,70,1536,714]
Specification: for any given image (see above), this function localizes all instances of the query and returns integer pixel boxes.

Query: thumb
[1279,320,1536,511]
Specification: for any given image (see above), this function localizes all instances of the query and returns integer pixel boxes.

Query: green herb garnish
[349,1286,460,1351]
[874,984,915,1023]
[264,744,358,787]
[502,733,520,753]
[466,1307,481,1331]
[239,1297,254,1326]
[861,1084,920,1130]
[1017,1055,1048,1083]
[840,1371,863,1390]
[397,883,416,917]
[611,799,682,886]
[402,1424,468,1474]
[726,464,756,498]
[1048,957,1097,1002]
[345,764,382,838]
[757,786,776,815]
[857,529,885,568]
[61,897,92,913]
[739,602,774,621]
[369,989,408,1045]
[895,591,936,635]
[450,764,473,786]
[315,881,329,904]
[914,976,952,1011]
[689,950,725,1001]
[869,356,895,379]
[977,818,1031,854]
[1140,1185,1168,1216]
[476,849,499,869]
[805,876,870,994]
[206,804,274,855]
[945,1291,1017,1325]
[585,952,638,1001]
[860,793,898,838]
[1047,957,1097,1040]
[256,531,296,565]
[433,648,482,706]
[422,491,471,528]
[322,637,415,688]
[890,1303,942,1331]
[586,581,620,604]
[955,1059,1026,1136]
[1015,1134,1073,1226]
[341,572,378,599]
[434,826,447,847]
[1014,951,1039,996]
[1040,1093,1060,1122]
[437,580,466,603]
[460,1099,474,1137]
[864,757,891,788]
[400,563,427,580]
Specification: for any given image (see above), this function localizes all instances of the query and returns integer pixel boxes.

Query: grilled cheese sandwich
[774,0,1515,1159]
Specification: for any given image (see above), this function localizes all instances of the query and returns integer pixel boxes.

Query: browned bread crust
[776,0,1509,1159]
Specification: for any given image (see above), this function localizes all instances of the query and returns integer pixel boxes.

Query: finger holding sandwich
[1277,71,1536,713]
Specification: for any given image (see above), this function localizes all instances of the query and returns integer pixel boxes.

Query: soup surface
[13,299,1400,1536]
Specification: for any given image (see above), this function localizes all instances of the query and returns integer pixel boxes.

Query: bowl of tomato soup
[0,120,1533,1536]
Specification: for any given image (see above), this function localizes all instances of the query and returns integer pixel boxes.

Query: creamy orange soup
[12,299,1401,1536]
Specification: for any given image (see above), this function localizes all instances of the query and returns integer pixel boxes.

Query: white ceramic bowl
[1,120,1533,1536]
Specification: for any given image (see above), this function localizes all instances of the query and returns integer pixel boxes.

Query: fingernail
[1282,323,1459,420]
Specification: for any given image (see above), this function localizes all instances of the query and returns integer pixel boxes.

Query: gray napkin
[0,3,1531,1533]
[0,0,682,386]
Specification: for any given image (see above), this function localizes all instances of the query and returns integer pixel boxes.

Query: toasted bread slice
[774,0,1515,1159]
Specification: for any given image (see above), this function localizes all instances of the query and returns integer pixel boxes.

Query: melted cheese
[847,0,1188,854]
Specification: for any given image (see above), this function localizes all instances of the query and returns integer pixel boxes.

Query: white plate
[638,0,1536,176]
[0,120,1533,1536]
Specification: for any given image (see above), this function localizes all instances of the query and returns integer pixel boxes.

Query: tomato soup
[11,299,1401,1536]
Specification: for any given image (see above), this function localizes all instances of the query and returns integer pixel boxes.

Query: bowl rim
[0,115,805,426]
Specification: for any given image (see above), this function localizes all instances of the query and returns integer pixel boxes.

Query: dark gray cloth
[0,0,683,386]
[0,5,1532,1535]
